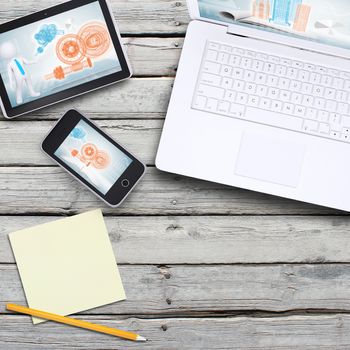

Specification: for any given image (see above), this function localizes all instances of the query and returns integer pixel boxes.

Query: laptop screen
[197,0,350,51]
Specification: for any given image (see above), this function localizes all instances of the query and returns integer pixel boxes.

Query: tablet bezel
[0,0,131,118]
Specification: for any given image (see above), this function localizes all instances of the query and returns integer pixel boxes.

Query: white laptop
[156,0,350,212]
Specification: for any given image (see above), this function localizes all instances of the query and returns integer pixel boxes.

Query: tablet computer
[0,0,131,118]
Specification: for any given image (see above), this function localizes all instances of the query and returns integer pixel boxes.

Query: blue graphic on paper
[271,0,292,25]
[289,0,302,22]
[34,24,64,54]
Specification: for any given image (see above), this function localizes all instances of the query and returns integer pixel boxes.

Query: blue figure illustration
[270,0,291,26]
[289,0,302,22]
[71,126,86,140]
[34,24,64,54]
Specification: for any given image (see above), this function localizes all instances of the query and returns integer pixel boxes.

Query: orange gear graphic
[93,150,111,169]
[78,22,110,58]
[56,34,86,65]
[81,143,98,160]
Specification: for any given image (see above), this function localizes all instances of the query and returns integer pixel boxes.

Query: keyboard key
[280,90,291,101]
[218,101,230,113]
[229,104,245,118]
[232,68,244,79]
[330,131,340,139]
[224,90,236,102]
[246,107,303,130]
[208,42,220,50]
[222,77,233,89]
[236,92,248,104]
[252,60,264,71]
[310,73,321,84]
[244,70,256,82]
[291,93,302,104]
[325,100,337,112]
[341,133,350,142]
[233,80,245,91]
[206,98,218,112]
[256,73,267,84]
[337,103,349,115]
[221,65,232,77]
[282,103,294,115]
[229,55,241,66]
[295,105,306,117]
[264,62,275,74]
[278,78,290,89]
[201,73,221,86]
[245,83,257,94]
[218,52,229,64]
[271,100,282,112]
[317,110,329,122]
[197,84,225,99]
[256,85,268,96]
[268,87,279,99]
[302,95,314,107]
[206,50,218,61]
[321,75,333,86]
[303,120,318,132]
[319,123,330,134]
[203,61,221,74]
[242,57,252,69]
[193,95,207,109]
[313,86,324,97]
[248,95,260,107]
[259,98,271,109]
[306,108,317,119]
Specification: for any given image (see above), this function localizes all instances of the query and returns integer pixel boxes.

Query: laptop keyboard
[192,40,350,143]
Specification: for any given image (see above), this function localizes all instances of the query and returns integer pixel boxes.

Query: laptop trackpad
[235,132,306,188]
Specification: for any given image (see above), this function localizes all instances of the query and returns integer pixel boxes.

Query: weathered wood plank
[124,37,183,76]
[3,264,350,314]
[0,167,336,215]
[0,120,162,166]
[12,78,172,120]
[0,0,190,35]
[1,314,350,349]
[1,216,350,264]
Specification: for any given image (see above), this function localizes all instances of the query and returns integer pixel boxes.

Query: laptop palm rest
[235,132,306,188]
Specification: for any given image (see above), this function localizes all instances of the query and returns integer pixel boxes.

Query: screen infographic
[0,1,121,107]
[55,120,132,195]
[197,0,350,50]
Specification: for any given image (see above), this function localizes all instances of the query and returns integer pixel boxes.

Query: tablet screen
[0,0,122,109]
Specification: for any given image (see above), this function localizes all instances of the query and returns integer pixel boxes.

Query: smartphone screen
[42,109,145,207]
[54,119,132,195]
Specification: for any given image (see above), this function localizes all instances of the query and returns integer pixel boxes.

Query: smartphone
[42,109,146,207]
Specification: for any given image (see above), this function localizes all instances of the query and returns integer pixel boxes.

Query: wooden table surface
[1,1,350,349]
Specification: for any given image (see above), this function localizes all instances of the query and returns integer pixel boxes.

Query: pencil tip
[136,335,147,342]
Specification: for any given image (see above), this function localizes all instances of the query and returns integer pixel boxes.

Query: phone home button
[121,179,130,188]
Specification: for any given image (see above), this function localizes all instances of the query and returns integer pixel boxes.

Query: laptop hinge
[227,25,247,38]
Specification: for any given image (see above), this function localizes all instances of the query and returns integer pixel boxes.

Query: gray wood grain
[0,120,162,166]
[15,78,173,120]
[3,263,350,314]
[1,216,350,264]
[0,167,335,215]
[1,314,350,349]
[0,0,190,34]
[124,38,183,76]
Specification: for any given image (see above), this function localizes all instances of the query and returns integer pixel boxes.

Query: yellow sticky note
[9,209,125,324]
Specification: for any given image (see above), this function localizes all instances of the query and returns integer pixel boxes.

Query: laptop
[156,0,350,212]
